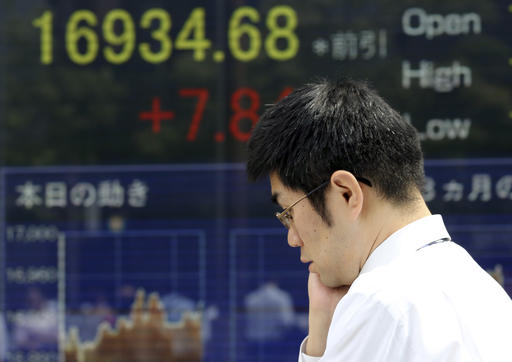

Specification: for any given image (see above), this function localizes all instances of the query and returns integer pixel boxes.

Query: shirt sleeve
[298,336,321,362]
[303,284,485,362]
[298,292,406,362]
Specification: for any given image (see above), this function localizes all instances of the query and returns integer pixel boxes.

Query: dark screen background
[0,0,511,361]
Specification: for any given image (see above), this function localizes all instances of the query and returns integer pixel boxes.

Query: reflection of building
[488,264,505,287]
[244,282,295,341]
[162,293,196,322]
[0,313,7,359]
[12,287,58,350]
[65,289,202,362]
[161,292,218,342]
[67,293,116,342]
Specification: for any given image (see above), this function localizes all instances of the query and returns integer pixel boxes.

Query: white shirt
[300,215,512,361]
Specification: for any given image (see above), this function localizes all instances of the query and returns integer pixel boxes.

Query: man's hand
[306,272,349,357]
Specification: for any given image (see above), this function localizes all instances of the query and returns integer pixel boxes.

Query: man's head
[248,78,424,224]
[247,78,427,286]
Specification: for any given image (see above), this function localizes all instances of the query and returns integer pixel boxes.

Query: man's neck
[363,195,432,268]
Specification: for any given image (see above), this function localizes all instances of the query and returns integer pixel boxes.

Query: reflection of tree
[1,0,220,166]
[1,0,511,165]
[257,0,512,159]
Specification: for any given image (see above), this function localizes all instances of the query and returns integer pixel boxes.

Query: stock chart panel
[0,0,511,361]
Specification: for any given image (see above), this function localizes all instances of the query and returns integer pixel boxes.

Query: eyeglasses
[275,177,372,229]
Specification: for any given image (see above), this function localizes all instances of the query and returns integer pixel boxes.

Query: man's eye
[284,212,293,221]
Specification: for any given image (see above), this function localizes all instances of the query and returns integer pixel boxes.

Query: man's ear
[330,170,364,219]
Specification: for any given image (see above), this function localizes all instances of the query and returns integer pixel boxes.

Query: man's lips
[300,257,313,271]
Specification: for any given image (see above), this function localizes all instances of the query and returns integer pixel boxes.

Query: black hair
[247,78,424,225]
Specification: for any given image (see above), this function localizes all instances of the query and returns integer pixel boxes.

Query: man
[246,78,512,361]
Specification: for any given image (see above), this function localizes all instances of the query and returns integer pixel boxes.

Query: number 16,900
[32,6,299,65]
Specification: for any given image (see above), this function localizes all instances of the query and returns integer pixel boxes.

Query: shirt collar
[359,214,451,275]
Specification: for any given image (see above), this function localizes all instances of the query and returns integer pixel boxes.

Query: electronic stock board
[0,0,511,361]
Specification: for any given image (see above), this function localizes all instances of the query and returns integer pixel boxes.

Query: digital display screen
[1,1,511,361]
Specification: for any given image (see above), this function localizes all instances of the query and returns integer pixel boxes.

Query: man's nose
[287,226,304,247]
